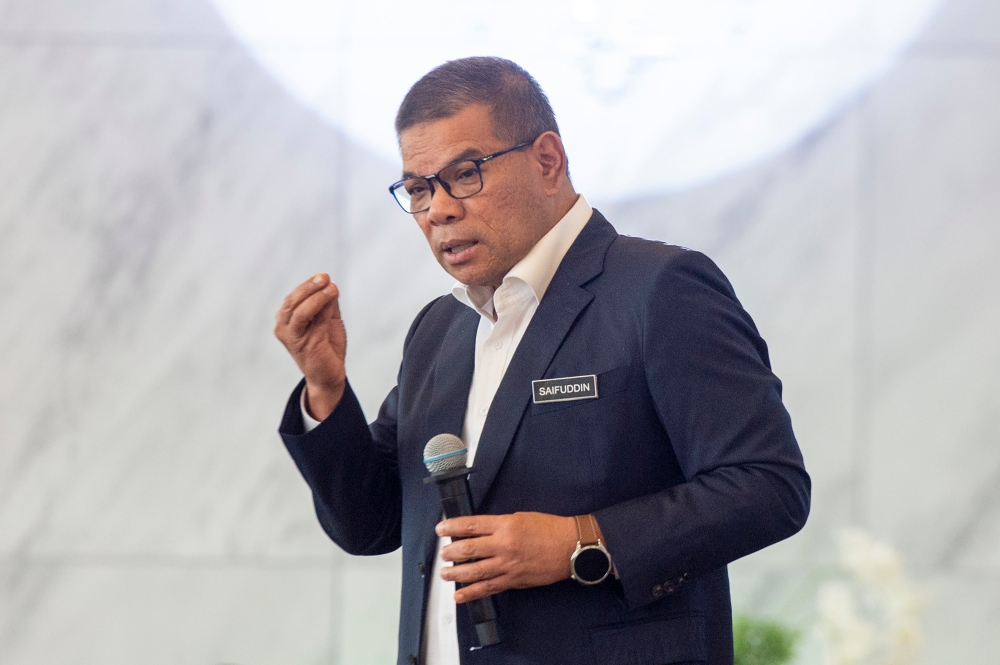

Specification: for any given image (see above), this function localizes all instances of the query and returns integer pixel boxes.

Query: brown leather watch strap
[574,514,601,546]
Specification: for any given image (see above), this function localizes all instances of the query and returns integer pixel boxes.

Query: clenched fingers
[275,274,342,339]
[436,515,501,540]
[276,273,338,327]
[440,533,499,564]
[453,576,511,604]
[440,557,503,585]
[286,285,339,337]
[436,512,578,604]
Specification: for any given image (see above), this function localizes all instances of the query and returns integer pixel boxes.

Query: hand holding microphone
[424,434,582,648]
[424,434,502,648]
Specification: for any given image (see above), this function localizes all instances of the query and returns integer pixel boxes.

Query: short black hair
[395,57,560,145]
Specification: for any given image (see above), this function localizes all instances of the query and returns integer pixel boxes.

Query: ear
[534,131,569,195]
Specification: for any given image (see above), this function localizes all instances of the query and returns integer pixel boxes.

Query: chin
[440,262,475,285]
[448,266,495,288]
[436,252,503,287]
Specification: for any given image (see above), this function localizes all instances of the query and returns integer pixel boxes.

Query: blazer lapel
[418,305,479,563]
[425,305,479,440]
[469,211,618,508]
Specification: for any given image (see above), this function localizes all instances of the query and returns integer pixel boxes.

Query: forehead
[399,104,502,176]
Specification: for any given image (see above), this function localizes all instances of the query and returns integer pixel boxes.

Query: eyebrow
[402,147,483,179]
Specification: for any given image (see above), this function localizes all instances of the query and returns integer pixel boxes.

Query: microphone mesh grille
[423,433,468,473]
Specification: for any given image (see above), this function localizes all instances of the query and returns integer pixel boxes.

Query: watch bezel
[570,541,612,585]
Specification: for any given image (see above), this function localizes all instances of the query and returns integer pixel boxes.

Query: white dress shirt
[303,194,593,665]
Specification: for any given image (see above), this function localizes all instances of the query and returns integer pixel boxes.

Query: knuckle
[275,323,294,342]
[497,532,515,552]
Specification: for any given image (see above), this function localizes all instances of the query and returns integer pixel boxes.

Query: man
[275,57,809,665]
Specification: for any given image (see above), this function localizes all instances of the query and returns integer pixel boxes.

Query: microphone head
[423,434,468,474]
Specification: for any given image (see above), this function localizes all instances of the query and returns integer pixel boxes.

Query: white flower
[816,529,924,665]
[817,581,875,665]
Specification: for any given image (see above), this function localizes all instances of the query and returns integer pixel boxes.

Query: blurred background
[0,0,997,663]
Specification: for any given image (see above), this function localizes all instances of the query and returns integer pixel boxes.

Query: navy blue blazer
[280,210,810,665]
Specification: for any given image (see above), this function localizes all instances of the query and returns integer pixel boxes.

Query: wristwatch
[570,514,613,585]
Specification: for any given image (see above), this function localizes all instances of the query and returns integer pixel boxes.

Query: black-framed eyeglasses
[388,139,536,214]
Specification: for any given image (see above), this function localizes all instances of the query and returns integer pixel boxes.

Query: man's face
[399,104,549,288]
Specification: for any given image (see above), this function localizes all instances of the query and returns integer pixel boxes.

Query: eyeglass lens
[394,161,483,213]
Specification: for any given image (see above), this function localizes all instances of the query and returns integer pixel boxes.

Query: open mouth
[441,239,479,264]
[444,240,476,254]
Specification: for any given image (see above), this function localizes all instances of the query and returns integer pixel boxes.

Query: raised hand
[274,273,347,421]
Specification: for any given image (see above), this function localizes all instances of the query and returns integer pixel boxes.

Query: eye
[404,179,429,196]
[452,166,479,183]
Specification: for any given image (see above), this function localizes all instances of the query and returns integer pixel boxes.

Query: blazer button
[407,654,417,664]
[652,584,664,599]
[418,562,426,576]
[664,582,676,594]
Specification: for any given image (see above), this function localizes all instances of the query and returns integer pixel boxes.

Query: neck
[528,189,579,253]
[483,189,581,289]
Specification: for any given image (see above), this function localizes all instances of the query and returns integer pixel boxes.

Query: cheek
[414,216,431,238]
[487,199,537,255]
[414,217,438,250]
[479,192,523,240]
[474,214,511,265]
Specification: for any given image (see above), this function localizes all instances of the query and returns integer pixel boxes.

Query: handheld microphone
[423,434,501,648]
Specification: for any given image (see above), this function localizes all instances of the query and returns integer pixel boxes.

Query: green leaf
[733,614,800,665]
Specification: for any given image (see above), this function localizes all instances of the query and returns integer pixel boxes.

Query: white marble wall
[0,0,437,662]
[606,0,1000,660]
[0,0,997,663]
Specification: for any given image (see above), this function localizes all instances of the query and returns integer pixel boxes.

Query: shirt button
[493,340,503,350]
[479,407,488,416]
[652,584,664,599]
[444,613,454,624]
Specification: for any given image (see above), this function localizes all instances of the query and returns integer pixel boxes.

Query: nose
[424,178,463,226]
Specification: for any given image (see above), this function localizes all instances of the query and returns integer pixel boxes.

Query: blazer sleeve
[594,249,811,610]
[278,297,441,556]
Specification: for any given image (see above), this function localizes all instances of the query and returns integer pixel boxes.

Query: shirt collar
[452,194,593,317]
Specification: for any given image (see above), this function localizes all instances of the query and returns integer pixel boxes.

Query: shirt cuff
[300,386,322,432]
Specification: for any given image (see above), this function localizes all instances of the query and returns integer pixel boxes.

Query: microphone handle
[431,470,501,648]
[437,473,474,520]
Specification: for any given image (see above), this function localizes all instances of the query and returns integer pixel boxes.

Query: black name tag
[532,375,598,404]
